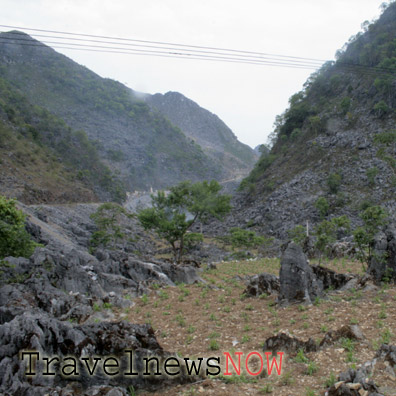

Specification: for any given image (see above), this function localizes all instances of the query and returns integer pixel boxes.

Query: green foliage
[315,216,351,262]
[327,173,342,194]
[353,205,388,268]
[184,232,204,251]
[288,225,307,246]
[340,97,351,115]
[228,227,269,250]
[138,180,231,263]
[0,76,126,202]
[373,100,390,117]
[90,203,132,251]
[366,167,379,186]
[240,154,277,189]
[0,195,38,259]
[315,197,330,219]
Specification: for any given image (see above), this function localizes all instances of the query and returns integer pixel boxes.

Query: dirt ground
[115,258,396,396]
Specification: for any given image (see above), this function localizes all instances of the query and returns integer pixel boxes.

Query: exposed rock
[262,332,318,354]
[243,273,280,297]
[0,202,204,394]
[320,325,365,348]
[326,359,382,396]
[263,325,365,356]
[311,265,355,291]
[368,226,396,283]
[278,242,322,304]
[0,313,196,395]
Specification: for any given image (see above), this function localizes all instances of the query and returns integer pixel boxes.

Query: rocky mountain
[145,91,258,180]
[0,31,256,202]
[231,2,396,238]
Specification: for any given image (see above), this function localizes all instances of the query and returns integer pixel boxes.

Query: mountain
[232,2,396,238]
[145,92,258,180]
[0,31,256,202]
[0,74,124,203]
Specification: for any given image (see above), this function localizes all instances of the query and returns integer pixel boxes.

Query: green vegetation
[353,205,388,268]
[315,216,350,262]
[0,75,125,202]
[315,197,330,219]
[288,225,307,246]
[138,180,231,263]
[0,195,38,259]
[226,227,272,252]
[90,203,133,251]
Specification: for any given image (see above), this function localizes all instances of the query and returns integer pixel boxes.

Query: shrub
[315,197,329,219]
[0,195,38,259]
[327,173,342,194]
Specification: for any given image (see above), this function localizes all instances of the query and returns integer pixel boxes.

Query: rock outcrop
[0,203,202,394]
[278,242,322,304]
[368,226,396,283]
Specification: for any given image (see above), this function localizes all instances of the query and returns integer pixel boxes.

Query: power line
[0,24,328,63]
[0,29,324,70]
[0,33,325,70]
[0,26,395,77]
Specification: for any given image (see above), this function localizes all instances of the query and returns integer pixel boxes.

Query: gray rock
[279,242,322,304]
[368,226,396,283]
[243,273,280,297]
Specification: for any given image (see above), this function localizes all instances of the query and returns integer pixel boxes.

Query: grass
[123,257,396,396]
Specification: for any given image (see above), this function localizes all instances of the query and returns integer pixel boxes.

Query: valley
[1,2,396,396]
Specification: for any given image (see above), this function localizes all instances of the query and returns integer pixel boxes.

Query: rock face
[368,226,396,283]
[327,360,383,396]
[0,203,202,394]
[145,91,258,181]
[279,242,322,304]
[243,273,280,297]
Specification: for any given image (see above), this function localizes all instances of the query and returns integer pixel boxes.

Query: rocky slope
[145,91,258,180]
[0,31,256,197]
[0,202,201,395]
[230,2,396,238]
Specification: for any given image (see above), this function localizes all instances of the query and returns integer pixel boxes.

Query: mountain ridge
[227,2,396,238]
[0,30,257,202]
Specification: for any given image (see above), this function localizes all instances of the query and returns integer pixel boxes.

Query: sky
[0,0,387,148]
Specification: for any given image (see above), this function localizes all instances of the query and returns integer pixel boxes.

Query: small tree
[315,216,350,263]
[0,195,37,259]
[353,205,388,269]
[138,180,231,263]
[90,202,132,251]
[327,173,342,194]
[315,196,330,219]
[288,225,307,247]
[228,227,269,250]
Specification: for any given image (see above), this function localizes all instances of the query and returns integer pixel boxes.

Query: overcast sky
[1,0,386,148]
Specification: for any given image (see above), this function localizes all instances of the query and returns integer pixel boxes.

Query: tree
[90,202,133,251]
[315,216,350,263]
[228,227,269,250]
[0,195,38,259]
[288,225,307,247]
[315,196,330,219]
[138,180,231,263]
[353,205,388,269]
[327,173,342,194]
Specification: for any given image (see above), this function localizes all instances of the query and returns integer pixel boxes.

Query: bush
[315,197,330,219]
[228,227,269,250]
[0,195,38,259]
[327,173,342,194]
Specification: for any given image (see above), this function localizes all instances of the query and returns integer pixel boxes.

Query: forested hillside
[0,31,256,196]
[234,2,396,237]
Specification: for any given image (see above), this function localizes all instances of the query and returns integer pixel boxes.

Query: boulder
[368,226,396,283]
[0,313,196,395]
[243,273,280,297]
[279,242,322,304]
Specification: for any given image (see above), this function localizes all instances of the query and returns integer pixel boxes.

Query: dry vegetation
[113,258,396,396]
